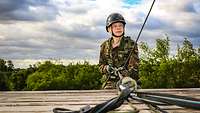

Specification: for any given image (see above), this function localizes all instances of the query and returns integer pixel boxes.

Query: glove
[121,69,129,77]
[105,64,115,74]
[118,67,129,77]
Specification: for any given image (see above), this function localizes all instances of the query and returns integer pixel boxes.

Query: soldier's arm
[127,43,139,80]
[99,44,108,74]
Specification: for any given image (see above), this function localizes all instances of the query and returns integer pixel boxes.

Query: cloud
[132,0,200,45]
[154,0,200,40]
[0,0,58,22]
[0,0,200,68]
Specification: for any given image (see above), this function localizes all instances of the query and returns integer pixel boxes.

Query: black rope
[130,95,169,113]
[135,91,200,110]
[53,90,200,113]
[123,0,156,68]
[53,108,80,113]
[53,88,131,113]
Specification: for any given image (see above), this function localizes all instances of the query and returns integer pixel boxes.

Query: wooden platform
[0,88,200,113]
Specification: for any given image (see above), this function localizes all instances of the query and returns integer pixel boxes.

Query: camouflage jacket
[99,36,139,80]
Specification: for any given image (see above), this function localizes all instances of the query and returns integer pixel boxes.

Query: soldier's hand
[105,64,115,74]
[121,70,129,77]
[118,67,129,77]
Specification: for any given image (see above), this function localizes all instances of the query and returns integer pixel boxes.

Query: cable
[123,0,156,68]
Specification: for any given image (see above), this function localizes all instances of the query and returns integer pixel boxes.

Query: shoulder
[124,36,137,45]
[100,38,111,48]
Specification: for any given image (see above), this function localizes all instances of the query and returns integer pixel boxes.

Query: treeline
[0,61,102,91]
[0,36,199,91]
[139,37,200,88]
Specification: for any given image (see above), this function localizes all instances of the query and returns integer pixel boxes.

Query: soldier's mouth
[116,31,122,33]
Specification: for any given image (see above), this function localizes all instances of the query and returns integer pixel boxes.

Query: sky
[0,0,200,68]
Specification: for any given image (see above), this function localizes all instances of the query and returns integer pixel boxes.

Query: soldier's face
[111,22,124,37]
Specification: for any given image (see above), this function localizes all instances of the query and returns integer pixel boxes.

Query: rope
[135,91,200,110]
[123,0,156,68]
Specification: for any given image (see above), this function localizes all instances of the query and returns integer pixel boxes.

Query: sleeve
[98,44,107,74]
[127,42,140,80]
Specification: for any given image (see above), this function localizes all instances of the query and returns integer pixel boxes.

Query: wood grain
[0,89,200,113]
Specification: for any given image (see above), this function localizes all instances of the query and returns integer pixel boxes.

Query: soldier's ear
[108,27,112,33]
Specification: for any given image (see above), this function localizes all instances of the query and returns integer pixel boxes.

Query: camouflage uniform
[99,36,139,89]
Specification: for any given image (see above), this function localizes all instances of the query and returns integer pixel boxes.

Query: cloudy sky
[0,0,200,68]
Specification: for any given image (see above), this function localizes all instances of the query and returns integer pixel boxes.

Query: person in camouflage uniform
[99,13,139,89]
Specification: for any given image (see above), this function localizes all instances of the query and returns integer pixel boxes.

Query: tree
[139,36,171,88]
[0,59,7,72]
[8,65,37,91]
[26,61,102,90]
[154,35,169,61]
[175,38,200,87]
[0,59,12,90]
[7,60,14,72]
[177,38,196,61]
[139,36,199,88]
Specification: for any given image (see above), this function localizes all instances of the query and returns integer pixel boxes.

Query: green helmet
[106,13,126,32]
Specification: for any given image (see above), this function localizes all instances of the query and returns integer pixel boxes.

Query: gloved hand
[105,64,115,74]
[118,67,129,77]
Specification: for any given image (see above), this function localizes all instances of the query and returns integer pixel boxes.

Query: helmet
[106,13,126,32]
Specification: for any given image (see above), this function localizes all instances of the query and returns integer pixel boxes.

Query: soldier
[99,13,140,89]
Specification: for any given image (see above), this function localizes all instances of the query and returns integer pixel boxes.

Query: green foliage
[8,66,36,91]
[27,61,67,90]
[26,61,102,90]
[139,37,200,88]
[73,63,102,89]
[9,69,27,91]
[0,59,13,90]
[0,72,10,91]
[0,59,7,72]
[154,36,169,60]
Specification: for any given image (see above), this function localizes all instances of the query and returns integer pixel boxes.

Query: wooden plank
[0,89,200,113]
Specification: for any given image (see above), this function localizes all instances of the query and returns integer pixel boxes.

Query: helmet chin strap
[111,29,124,37]
[112,32,124,37]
